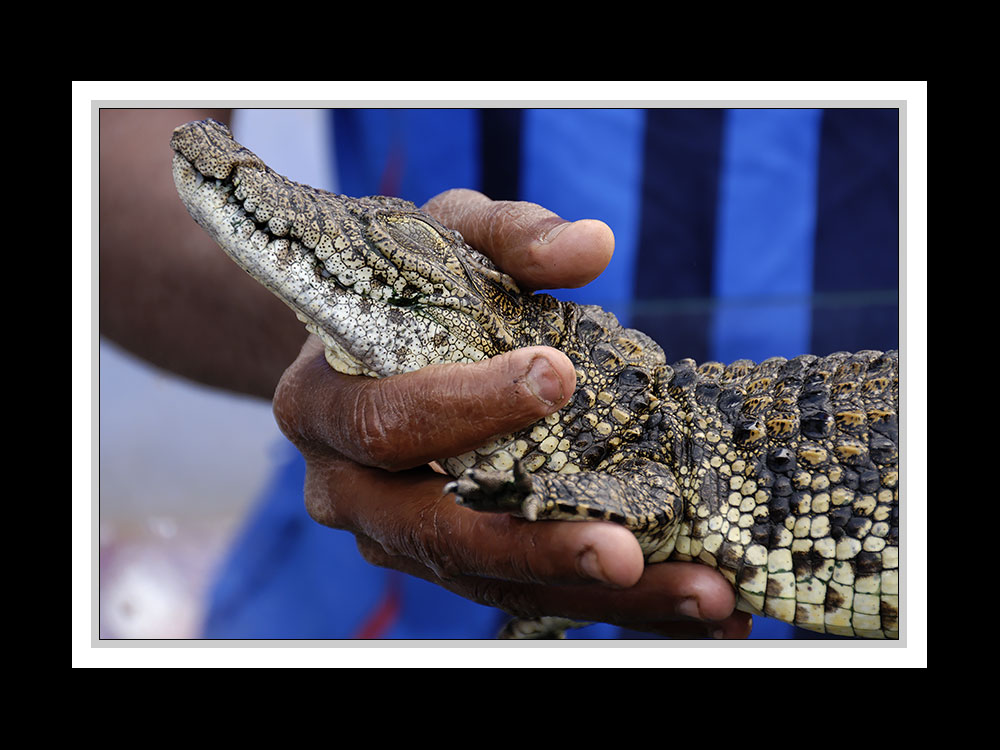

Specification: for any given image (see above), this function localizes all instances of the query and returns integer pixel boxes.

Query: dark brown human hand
[272,188,753,638]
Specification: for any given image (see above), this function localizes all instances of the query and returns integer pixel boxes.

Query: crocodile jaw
[170,136,501,377]
[170,118,537,377]
[173,151,413,375]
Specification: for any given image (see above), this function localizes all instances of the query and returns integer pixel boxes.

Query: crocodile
[170,118,900,640]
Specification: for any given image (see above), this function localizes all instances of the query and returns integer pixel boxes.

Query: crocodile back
[662,350,899,638]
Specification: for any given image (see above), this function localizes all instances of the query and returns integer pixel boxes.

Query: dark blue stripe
[633,109,725,363]
[479,109,522,202]
[811,109,900,354]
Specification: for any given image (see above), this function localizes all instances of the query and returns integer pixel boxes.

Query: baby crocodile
[171,118,900,639]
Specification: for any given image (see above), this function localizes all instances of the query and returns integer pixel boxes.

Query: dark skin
[100,108,753,638]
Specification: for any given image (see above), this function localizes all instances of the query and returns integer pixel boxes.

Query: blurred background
[98,339,282,637]
[98,110,335,638]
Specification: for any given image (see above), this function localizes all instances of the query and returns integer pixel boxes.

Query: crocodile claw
[445,459,540,520]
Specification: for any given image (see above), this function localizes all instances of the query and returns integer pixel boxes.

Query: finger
[357,520,747,637]
[423,188,614,292]
[558,562,751,638]
[274,336,578,471]
[488,560,740,626]
[319,460,645,588]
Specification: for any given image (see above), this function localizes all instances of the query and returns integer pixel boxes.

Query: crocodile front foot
[445,460,543,521]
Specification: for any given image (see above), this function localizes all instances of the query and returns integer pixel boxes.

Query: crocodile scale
[170,119,900,639]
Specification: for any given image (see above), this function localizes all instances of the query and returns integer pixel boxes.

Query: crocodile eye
[385,217,444,250]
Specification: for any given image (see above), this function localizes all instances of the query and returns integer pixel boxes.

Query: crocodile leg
[448,456,685,558]
[447,454,687,639]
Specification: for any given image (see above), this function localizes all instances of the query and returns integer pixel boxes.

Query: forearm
[99,108,306,399]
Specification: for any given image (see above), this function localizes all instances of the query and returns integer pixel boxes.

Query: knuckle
[276,362,409,470]
[467,578,544,618]
[422,545,463,582]
[355,535,393,568]
[349,382,405,470]
[500,549,547,585]
[405,508,544,588]
[271,346,332,446]
[422,188,487,224]
[400,500,465,581]
[485,200,551,243]
[390,496,490,583]
[271,367,305,441]
[482,201,523,246]
[302,464,344,529]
